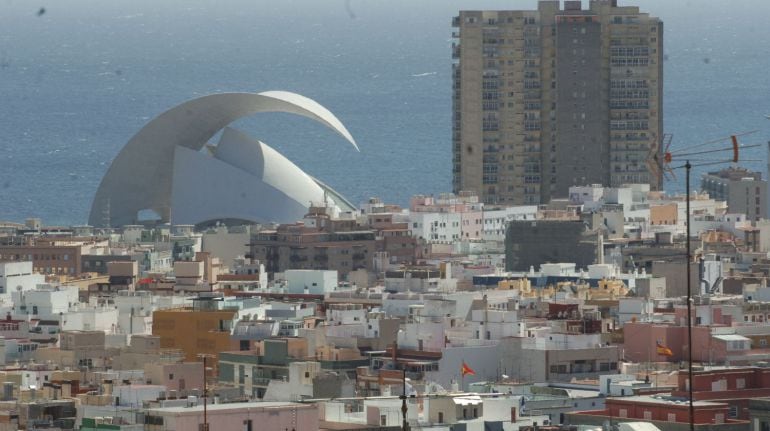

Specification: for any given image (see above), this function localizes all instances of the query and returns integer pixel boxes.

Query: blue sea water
[1,0,769,225]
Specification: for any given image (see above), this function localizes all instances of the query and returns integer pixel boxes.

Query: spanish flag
[461,361,476,376]
[656,341,673,357]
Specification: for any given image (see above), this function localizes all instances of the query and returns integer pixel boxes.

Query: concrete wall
[651,261,699,298]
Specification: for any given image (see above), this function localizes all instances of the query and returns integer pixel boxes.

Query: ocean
[1,0,769,225]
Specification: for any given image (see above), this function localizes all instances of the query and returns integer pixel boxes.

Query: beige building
[35,330,112,370]
[452,0,662,205]
[112,334,185,370]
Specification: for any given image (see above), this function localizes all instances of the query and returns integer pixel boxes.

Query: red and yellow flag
[461,361,476,376]
[656,341,673,357]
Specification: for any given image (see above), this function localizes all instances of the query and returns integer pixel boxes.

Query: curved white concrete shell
[88,91,358,227]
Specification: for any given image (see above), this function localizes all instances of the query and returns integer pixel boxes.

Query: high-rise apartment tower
[452,0,663,205]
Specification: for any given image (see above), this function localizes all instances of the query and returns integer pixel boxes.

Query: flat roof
[148,401,306,414]
[713,334,750,342]
[615,394,725,407]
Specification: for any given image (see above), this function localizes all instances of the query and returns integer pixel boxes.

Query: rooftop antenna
[648,130,761,431]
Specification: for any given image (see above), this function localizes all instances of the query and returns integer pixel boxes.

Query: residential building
[0,238,109,276]
[151,296,239,373]
[283,270,338,295]
[143,401,318,431]
[35,330,109,370]
[701,166,767,221]
[566,394,749,430]
[505,218,597,271]
[0,260,44,300]
[452,0,663,204]
[669,367,770,421]
[250,206,377,278]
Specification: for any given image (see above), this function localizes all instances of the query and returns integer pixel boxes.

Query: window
[145,416,164,425]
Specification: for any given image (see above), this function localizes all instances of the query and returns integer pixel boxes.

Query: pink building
[145,401,318,431]
[623,321,709,363]
[623,304,745,364]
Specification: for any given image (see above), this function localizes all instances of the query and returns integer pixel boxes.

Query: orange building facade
[152,306,239,374]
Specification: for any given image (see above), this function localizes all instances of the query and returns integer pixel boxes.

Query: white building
[0,261,45,302]
[569,184,633,212]
[409,212,462,243]
[11,284,79,320]
[284,270,337,294]
[481,206,538,243]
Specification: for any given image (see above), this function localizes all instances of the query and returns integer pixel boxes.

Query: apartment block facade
[701,166,768,221]
[452,0,662,205]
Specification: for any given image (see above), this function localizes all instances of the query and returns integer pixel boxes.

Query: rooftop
[613,394,726,408]
[148,401,306,414]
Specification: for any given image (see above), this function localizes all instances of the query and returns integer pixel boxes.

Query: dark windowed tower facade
[452,0,663,205]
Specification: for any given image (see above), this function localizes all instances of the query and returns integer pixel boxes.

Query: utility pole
[685,161,694,431]
[198,354,213,431]
[400,369,410,431]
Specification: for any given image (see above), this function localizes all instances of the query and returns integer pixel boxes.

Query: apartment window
[619,409,627,418]
[667,413,676,422]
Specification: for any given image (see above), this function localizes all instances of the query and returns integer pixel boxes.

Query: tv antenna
[647,130,762,431]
